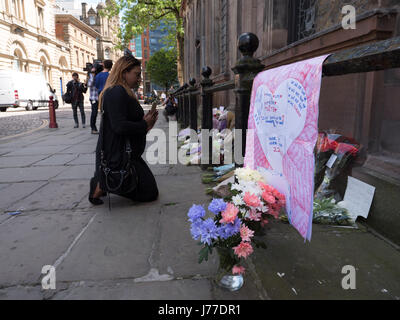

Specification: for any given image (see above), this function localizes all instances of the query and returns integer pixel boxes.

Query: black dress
[94,85,158,202]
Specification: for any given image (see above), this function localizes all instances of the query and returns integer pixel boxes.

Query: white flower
[232,195,244,206]
[235,168,265,183]
[231,183,243,192]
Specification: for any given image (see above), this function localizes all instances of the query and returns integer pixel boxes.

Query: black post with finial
[200,67,213,131]
[200,66,213,169]
[182,83,189,127]
[232,33,264,159]
[188,78,198,131]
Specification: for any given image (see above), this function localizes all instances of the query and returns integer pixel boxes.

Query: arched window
[104,48,110,59]
[40,56,47,79]
[13,49,23,71]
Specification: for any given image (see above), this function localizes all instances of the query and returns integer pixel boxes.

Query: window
[74,29,77,37]
[82,52,84,66]
[288,0,316,44]
[76,50,79,66]
[37,7,44,30]
[89,16,96,25]
[86,36,88,43]
[12,0,17,17]
[104,48,110,59]
[13,49,23,71]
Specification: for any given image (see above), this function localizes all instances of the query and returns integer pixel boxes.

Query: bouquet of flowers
[314,132,360,200]
[188,168,286,277]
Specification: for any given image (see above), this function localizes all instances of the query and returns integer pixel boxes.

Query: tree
[146,49,178,91]
[103,0,184,85]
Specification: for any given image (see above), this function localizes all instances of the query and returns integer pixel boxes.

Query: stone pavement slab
[51,279,214,300]
[56,204,161,283]
[59,144,96,154]
[0,210,95,287]
[4,145,69,157]
[32,154,78,166]
[158,203,219,278]
[5,180,89,211]
[0,155,47,168]
[51,165,94,181]
[0,166,67,183]
[0,181,47,214]
[0,285,43,300]
[154,173,210,205]
[251,221,400,300]
[67,154,95,165]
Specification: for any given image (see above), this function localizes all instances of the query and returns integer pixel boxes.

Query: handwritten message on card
[245,55,329,241]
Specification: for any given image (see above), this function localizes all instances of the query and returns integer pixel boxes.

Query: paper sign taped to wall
[337,176,375,222]
[244,55,329,241]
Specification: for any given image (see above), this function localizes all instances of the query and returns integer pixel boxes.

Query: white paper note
[338,176,376,222]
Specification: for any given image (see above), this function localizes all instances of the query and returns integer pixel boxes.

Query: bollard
[48,96,58,129]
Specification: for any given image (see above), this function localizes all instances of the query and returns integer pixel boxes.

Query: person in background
[162,94,177,122]
[95,59,113,95]
[88,66,100,134]
[160,91,167,104]
[66,72,87,128]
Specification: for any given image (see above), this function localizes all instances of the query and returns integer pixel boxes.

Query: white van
[0,70,59,112]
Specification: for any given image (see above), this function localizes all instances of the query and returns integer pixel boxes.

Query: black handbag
[98,94,138,196]
[62,92,72,104]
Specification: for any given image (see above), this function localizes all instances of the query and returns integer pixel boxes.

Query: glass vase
[214,247,244,292]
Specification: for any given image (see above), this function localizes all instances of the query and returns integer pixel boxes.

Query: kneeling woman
[89,52,159,205]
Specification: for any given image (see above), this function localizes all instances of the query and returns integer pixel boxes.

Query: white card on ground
[338,176,376,221]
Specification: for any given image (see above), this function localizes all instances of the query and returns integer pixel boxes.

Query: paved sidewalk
[0,108,399,300]
[0,108,264,300]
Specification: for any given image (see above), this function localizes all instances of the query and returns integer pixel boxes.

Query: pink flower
[240,225,255,242]
[220,203,239,224]
[243,192,261,208]
[262,191,276,204]
[232,265,246,275]
[258,182,275,193]
[248,209,262,222]
[233,242,254,259]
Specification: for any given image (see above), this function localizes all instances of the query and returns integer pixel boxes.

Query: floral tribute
[188,168,286,276]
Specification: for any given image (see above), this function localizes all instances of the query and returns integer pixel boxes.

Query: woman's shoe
[89,177,104,206]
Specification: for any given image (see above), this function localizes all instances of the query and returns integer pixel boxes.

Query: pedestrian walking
[88,66,100,134]
[95,59,113,95]
[66,72,87,128]
[89,50,159,206]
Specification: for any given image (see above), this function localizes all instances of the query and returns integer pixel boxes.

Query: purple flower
[188,205,206,223]
[190,220,203,241]
[218,218,241,239]
[208,199,227,215]
[199,218,220,245]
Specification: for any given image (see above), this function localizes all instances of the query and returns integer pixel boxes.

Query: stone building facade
[0,0,121,98]
[0,0,71,92]
[80,1,121,61]
[55,13,99,90]
[181,0,400,244]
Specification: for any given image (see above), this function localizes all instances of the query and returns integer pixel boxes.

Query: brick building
[181,0,400,244]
